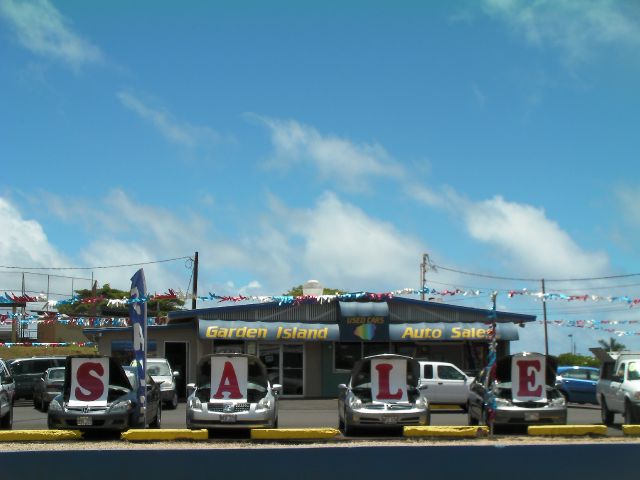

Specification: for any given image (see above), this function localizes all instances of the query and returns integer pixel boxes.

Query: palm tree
[598,337,626,352]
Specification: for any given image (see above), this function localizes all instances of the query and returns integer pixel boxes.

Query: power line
[433,264,640,283]
[0,255,193,271]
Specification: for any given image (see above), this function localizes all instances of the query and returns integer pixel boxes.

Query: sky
[1,0,640,356]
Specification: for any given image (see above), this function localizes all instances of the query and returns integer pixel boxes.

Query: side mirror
[186,383,196,397]
[172,371,180,378]
[338,384,348,392]
[272,384,283,397]
[418,382,428,390]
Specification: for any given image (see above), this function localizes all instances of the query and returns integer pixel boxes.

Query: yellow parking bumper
[0,430,83,441]
[121,429,209,441]
[528,425,607,436]
[404,426,489,438]
[251,428,340,440]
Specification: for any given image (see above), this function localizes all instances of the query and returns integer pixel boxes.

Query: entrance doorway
[165,341,189,400]
[258,343,304,397]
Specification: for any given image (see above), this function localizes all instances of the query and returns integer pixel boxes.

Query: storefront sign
[371,358,407,402]
[68,357,109,407]
[389,322,518,341]
[210,355,248,401]
[339,302,390,342]
[512,352,546,402]
[199,320,339,341]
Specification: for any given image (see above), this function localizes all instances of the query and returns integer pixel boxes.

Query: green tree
[284,285,345,296]
[57,284,184,317]
[597,337,627,352]
[556,353,600,367]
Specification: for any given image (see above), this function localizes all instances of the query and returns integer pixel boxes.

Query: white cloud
[117,91,222,148]
[483,0,640,62]
[615,184,640,227]
[254,116,405,192]
[0,0,102,69]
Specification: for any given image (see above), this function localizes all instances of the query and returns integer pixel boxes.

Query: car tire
[468,403,478,425]
[0,405,13,430]
[272,416,278,429]
[601,398,614,425]
[560,390,570,404]
[150,404,162,429]
[166,392,178,410]
[42,401,50,412]
[34,395,41,411]
[624,401,639,425]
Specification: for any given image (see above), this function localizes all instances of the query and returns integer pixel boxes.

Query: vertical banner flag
[68,357,109,407]
[512,353,546,403]
[129,268,148,425]
[371,358,407,402]
[211,356,248,401]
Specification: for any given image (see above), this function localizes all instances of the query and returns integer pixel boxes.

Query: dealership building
[86,295,535,398]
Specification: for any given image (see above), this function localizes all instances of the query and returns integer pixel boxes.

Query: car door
[435,364,469,404]
[560,368,593,402]
[419,363,441,402]
[611,363,626,412]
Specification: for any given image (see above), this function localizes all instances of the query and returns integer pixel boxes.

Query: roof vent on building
[302,279,324,296]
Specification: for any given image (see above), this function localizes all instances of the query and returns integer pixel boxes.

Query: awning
[199,319,519,342]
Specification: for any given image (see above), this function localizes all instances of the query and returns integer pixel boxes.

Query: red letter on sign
[212,361,243,399]
[75,362,105,401]
[516,360,542,397]
[375,363,403,400]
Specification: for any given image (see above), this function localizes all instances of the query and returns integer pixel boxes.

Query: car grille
[66,406,109,413]
[207,402,251,412]
[514,401,548,408]
[362,403,414,410]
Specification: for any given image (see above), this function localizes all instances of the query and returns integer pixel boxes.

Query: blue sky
[1,0,640,355]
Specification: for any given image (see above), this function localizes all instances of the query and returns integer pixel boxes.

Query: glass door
[258,343,304,397]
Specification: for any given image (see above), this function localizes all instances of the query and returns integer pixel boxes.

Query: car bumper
[494,405,567,425]
[48,410,131,430]
[346,407,429,428]
[43,390,63,403]
[160,389,176,402]
[186,405,276,429]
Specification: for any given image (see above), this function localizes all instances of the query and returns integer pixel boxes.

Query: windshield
[147,362,171,376]
[628,362,640,381]
[48,368,65,381]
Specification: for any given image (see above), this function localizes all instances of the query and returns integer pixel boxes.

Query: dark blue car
[555,366,599,404]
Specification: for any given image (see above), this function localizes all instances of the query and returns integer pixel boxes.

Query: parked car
[418,360,474,410]
[0,359,15,430]
[33,367,65,412]
[594,349,640,424]
[7,356,66,400]
[338,354,430,435]
[555,366,599,404]
[131,358,179,409]
[467,353,567,427]
[186,353,281,430]
[47,356,161,431]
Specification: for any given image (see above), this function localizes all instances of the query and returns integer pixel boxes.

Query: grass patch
[0,345,98,360]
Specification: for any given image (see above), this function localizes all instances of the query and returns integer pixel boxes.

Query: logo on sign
[68,357,109,407]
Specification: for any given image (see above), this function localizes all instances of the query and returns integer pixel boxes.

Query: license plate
[524,412,540,421]
[220,414,236,423]
[77,416,93,426]
[382,416,398,424]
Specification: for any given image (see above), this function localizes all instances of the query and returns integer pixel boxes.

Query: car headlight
[48,399,63,412]
[550,396,566,406]
[348,394,362,410]
[415,395,429,409]
[188,397,202,409]
[110,400,133,413]
[256,397,273,411]
[633,392,640,401]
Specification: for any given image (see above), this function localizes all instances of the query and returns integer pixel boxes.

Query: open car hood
[196,353,268,388]
[495,352,558,386]
[350,354,420,388]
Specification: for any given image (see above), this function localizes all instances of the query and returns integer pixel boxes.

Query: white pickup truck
[592,348,640,425]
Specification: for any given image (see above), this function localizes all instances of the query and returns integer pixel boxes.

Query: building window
[333,342,392,372]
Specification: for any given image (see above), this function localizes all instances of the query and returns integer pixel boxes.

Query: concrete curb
[528,425,607,436]
[430,405,463,410]
[251,428,340,440]
[0,430,83,441]
[622,425,640,435]
[121,429,208,441]
[404,426,489,438]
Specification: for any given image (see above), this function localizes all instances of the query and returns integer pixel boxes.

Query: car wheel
[468,403,478,425]
[561,390,570,404]
[34,395,41,411]
[601,398,614,425]
[0,405,13,430]
[338,416,344,430]
[272,416,278,429]
[624,401,639,425]
[150,403,162,429]
[167,392,178,410]
[42,401,50,412]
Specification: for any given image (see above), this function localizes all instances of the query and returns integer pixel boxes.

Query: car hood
[495,353,558,386]
[151,375,173,384]
[350,354,421,388]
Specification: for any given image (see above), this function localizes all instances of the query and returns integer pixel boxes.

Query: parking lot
[10,398,625,437]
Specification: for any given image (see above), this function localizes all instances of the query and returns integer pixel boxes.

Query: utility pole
[191,251,199,310]
[541,278,549,357]
[420,253,430,301]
